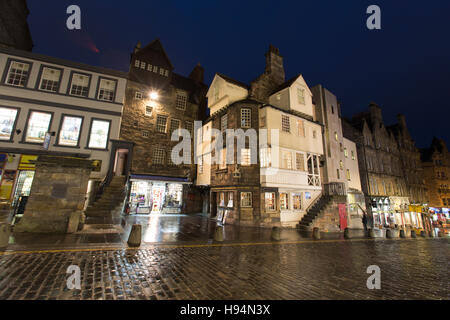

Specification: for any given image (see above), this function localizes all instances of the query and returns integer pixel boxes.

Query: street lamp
[150,91,159,100]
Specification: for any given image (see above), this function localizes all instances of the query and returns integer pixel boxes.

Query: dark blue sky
[28,0,450,147]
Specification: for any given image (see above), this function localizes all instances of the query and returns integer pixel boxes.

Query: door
[338,203,348,230]
[151,186,164,212]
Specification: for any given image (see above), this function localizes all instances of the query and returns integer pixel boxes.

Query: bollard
[0,223,11,250]
[399,229,406,238]
[271,227,281,241]
[312,227,320,240]
[214,226,224,242]
[127,224,142,247]
[367,228,375,239]
[420,231,426,238]
[344,228,350,239]
[386,229,392,239]
[410,230,417,238]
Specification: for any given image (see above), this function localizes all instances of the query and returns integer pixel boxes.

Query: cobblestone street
[0,238,448,300]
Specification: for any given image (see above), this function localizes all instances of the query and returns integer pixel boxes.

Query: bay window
[57,115,83,147]
[87,119,110,149]
[0,107,18,141]
[24,111,53,144]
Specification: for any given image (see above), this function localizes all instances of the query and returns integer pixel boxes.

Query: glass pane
[25,112,52,143]
[88,120,110,149]
[0,107,18,140]
[59,116,82,146]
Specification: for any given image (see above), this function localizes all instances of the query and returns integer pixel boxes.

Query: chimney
[397,114,407,129]
[189,63,204,83]
[264,44,285,86]
[369,102,383,125]
[133,41,142,54]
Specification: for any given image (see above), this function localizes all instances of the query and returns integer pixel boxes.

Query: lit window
[6,61,30,87]
[346,169,351,181]
[58,115,83,147]
[351,150,355,160]
[145,106,153,117]
[165,70,169,77]
[344,148,348,158]
[25,111,52,144]
[156,115,168,133]
[88,119,110,149]
[140,61,146,69]
[147,64,153,71]
[276,93,281,100]
[241,148,251,166]
[241,108,251,128]
[39,67,61,92]
[97,78,116,102]
[241,192,252,207]
[265,192,275,210]
[160,68,165,76]
[293,194,301,210]
[260,148,272,168]
[282,151,293,170]
[153,66,158,73]
[298,120,305,137]
[335,132,338,141]
[228,192,233,207]
[0,107,18,141]
[340,160,344,170]
[134,60,140,67]
[170,118,181,136]
[282,115,290,133]
[296,153,305,171]
[135,91,143,99]
[176,91,188,110]
[221,114,228,133]
[297,88,305,104]
[280,193,289,210]
[70,73,90,97]
[152,148,165,165]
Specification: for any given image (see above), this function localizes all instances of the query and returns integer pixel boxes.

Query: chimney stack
[189,63,204,83]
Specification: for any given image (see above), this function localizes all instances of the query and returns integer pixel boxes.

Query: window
[88,119,110,149]
[282,115,290,133]
[140,61,146,69]
[153,66,158,73]
[142,130,150,137]
[39,67,61,92]
[134,60,140,67]
[97,78,116,102]
[293,194,301,210]
[6,61,30,87]
[265,192,275,210]
[24,111,52,143]
[176,91,188,110]
[185,121,193,137]
[228,192,233,207]
[156,115,168,133]
[165,70,169,77]
[344,148,348,158]
[0,107,18,141]
[160,68,165,76]
[335,132,338,141]
[298,120,305,137]
[282,151,293,170]
[312,130,317,139]
[219,148,227,169]
[351,150,355,160]
[221,114,228,133]
[58,115,83,147]
[337,169,340,179]
[145,106,153,117]
[296,153,305,171]
[346,169,351,181]
[241,108,251,128]
[170,119,181,136]
[280,193,289,210]
[331,105,334,114]
[147,64,153,71]
[260,116,266,127]
[70,73,90,97]
[241,148,251,166]
[276,93,281,100]
[297,88,305,104]
[153,148,165,165]
[135,91,143,100]
[340,160,344,170]
[241,192,252,207]
[260,148,272,168]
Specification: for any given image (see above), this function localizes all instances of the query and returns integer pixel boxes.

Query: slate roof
[216,73,250,89]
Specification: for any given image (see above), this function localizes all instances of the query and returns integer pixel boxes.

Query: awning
[130,174,191,184]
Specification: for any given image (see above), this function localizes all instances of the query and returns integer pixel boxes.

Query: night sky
[27,0,450,148]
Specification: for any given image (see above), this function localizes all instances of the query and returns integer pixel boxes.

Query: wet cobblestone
[0,239,448,300]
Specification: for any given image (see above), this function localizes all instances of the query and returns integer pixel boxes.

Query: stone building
[420,138,450,208]
[0,0,33,51]
[119,39,207,215]
[343,104,422,230]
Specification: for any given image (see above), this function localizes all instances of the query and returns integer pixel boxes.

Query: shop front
[389,196,410,228]
[128,175,188,215]
[408,205,425,231]
[429,207,450,235]
[370,197,391,228]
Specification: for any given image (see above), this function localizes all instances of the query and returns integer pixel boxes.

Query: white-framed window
[282,115,290,133]
[221,114,228,133]
[260,148,272,168]
[160,68,165,76]
[164,69,169,77]
[241,192,252,207]
[282,150,293,170]
[58,115,83,147]
[140,61,146,69]
[39,67,61,92]
[297,120,305,137]
[297,88,305,104]
[152,148,165,165]
[135,91,143,99]
[170,118,181,136]
[134,59,140,67]
[241,108,251,128]
[145,106,153,117]
[265,192,275,210]
[69,73,90,97]
[296,153,305,171]
[147,64,153,71]
[241,148,251,166]
[6,61,30,87]
[88,119,110,149]
[176,90,188,110]
[156,115,168,133]
[153,66,158,73]
[0,107,18,141]
[293,194,302,210]
[24,111,52,144]
[280,193,289,210]
[97,78,116,102]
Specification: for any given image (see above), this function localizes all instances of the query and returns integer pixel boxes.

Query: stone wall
[310,196,347,232]
[15,156,93,233]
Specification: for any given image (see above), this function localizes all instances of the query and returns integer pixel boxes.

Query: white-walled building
[0,47,127,205]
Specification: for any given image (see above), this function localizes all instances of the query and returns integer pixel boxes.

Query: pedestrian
[362,213,368,231]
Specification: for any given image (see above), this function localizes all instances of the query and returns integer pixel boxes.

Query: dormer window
[297,88,305,105]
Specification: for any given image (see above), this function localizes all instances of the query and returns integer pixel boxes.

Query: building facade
[119,39,207,215]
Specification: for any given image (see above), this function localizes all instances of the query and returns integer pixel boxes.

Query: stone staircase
[297,194,332,231]
[84,176,127,226]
